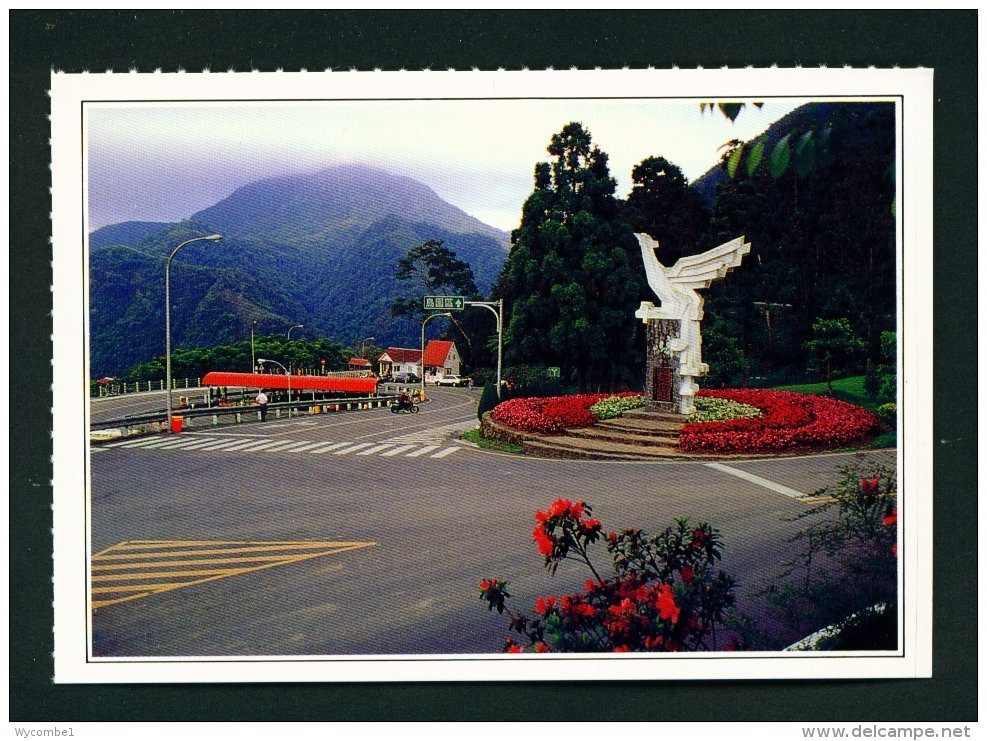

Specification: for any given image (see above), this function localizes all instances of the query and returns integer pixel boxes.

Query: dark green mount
[89,165,510,379]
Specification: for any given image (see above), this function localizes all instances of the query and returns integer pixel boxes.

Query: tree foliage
[804,318,867,395]
[620,156,711,267]
[120,334,349,383]
[497,123,643,393]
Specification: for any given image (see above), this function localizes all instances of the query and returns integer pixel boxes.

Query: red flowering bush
[479,499,737,652]
[491,392,643,434]
[681,389,879,453]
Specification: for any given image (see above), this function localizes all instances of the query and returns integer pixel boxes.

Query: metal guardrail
[90,394,401,432]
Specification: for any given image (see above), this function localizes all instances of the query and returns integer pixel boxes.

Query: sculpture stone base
[645,318,687,415]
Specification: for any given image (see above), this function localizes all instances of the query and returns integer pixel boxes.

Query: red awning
[201,372,378,394]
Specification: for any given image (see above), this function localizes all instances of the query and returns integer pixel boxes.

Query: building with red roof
[347,357,371,369]
[377,347,422,377]
[422,340,460,380]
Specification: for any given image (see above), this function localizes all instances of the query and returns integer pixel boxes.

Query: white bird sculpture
[634,232,750,414]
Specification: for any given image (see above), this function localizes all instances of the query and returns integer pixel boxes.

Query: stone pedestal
[645,318,685,415]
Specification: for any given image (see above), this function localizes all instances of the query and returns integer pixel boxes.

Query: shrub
[681,389,879,453]
[479,499,738,652]
[588,394,646,420]
[763,460,898,648]
[876,402,897,429]
[476,382,500,422]
[686,396,762,424]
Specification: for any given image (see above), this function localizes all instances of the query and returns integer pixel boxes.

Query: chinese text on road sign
[424,296,465,310]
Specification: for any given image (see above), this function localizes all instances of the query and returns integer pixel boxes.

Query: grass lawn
[461,428,526,455]
[772,375,893,412]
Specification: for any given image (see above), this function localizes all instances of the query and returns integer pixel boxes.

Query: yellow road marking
[91,553,314,570]
[90,541,375,609]
[93,542,371,559]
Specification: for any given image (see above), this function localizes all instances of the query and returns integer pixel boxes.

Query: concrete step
[621,410,689,423]
[565,426,682,448]
[594,418,685,437]
[523,434,693,461]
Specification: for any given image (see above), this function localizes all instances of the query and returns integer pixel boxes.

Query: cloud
[87,99,804,232]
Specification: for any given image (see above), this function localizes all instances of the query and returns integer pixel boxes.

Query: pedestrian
[468,378,474,390]
[255,390,269,421]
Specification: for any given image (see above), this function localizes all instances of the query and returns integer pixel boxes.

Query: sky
[87,98,805,233]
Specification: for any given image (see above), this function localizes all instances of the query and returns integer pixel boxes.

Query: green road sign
[547,367,561,378]
[424,296,465,310]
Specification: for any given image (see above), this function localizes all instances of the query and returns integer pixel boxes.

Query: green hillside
[88,166,510,378]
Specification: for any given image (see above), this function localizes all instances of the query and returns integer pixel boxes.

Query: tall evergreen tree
[497,123,643,392]
[620,156,711,267]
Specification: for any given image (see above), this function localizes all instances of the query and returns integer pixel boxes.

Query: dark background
[10,10,977,721]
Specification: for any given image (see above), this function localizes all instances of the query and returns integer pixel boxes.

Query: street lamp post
[166,234,222,433]
[257,358,290,418]
[250,320,258,372]
[359,336,375,359]
[286,324,303,392]
[464,299,504,398]
[421,312,452,395]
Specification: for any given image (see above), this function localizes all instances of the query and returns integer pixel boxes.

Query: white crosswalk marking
[334,443,374,455]
[236,440,294,452]
[309,442,352,454]
[357,443,395,456]
[96,417,479,462]
[285,441,333,453]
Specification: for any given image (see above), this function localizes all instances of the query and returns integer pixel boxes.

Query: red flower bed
[681,389,880,453]
[492,392,642,434]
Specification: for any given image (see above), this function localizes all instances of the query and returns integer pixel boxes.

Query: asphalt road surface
[90,388,209,425]
[89,386,896,657]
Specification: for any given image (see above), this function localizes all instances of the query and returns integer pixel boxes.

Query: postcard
[50,67,933,682]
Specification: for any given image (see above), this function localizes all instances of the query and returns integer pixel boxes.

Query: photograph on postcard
[50,70,931,681]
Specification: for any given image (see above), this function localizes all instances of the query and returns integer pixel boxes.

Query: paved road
[89,387,895,657]
[90,389,210,424]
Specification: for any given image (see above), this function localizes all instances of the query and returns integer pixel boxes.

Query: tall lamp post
[286,324,303,385]
[359,336,375,359]
[250,320,258,372]
[257,358,290,418]
[166,234,222,433]
[464,299,504,398]
[421,312,452,395]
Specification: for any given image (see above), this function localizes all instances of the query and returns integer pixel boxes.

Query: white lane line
[334,443,374,455]
[380,444,416,457]
[357,443,395,456]
[430,447,462,459]
[284,441,334,453]
[309,442,353,454]
[704,462,807,500]
[405,445,439,458]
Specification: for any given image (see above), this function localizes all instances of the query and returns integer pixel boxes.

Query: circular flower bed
[681,389,880,453]
[492,392,643,434]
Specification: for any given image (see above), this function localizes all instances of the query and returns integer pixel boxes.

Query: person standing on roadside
[255,390,269,421]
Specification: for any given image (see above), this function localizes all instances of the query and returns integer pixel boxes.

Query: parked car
[392,372,420,384]
[435,374,468,387]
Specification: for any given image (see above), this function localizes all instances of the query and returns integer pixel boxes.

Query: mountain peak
[191,164,509,248]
